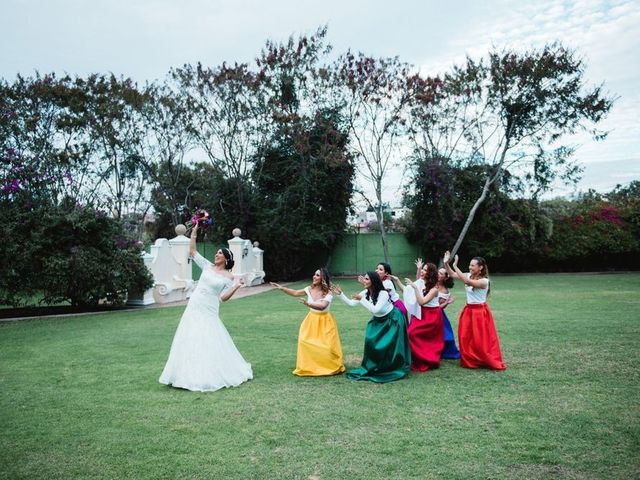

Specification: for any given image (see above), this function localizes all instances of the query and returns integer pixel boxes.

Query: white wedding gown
[159,252,253,392]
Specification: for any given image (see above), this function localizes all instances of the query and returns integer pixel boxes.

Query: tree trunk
[376,188,390,263]
[450,174,491,258]
[449,138,510,258]
[324,254,333,270]
[378,210,390,263]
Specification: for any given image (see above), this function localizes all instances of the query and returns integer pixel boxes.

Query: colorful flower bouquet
[184,207,213,232]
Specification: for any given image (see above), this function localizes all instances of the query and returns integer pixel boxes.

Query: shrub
[0,200,153,307]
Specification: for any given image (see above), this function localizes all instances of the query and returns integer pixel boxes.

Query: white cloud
[413,0,640,197]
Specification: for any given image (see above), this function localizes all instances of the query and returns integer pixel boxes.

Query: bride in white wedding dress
[159,224,253,392]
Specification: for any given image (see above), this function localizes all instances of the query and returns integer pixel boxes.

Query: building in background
[348,205,410,233]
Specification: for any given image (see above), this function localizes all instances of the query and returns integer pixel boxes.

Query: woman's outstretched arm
[270,283,306,297]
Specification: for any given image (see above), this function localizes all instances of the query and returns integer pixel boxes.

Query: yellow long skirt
[293,310,346,376]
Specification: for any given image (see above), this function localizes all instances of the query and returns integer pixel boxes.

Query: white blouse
[465,273,489,304]
[338,289,394,317]
[304,286,333,312]
[403,279,425,320]
[382,279,400,302]
[422,292,440,308]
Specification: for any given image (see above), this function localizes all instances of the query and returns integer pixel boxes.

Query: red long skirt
[458,303,506,370]
[407,306,444,372]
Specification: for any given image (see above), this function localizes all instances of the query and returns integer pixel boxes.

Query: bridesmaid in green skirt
[333,271,411,383]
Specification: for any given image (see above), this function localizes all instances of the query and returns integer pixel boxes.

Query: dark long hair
[378,262,392,275]
[221,248,235,270]
[318,267,331,294]
[423,263,438,295]
[440,268,454,289]
[365,270,385,305]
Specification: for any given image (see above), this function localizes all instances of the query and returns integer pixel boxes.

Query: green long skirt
[346,307,411,383]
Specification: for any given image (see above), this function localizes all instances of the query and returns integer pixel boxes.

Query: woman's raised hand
[415,257,423,269]
[443,251,451,264]
[357,275,366,285]
[269,282,282,290]
[453,254,459,267]
[330,284,343,295]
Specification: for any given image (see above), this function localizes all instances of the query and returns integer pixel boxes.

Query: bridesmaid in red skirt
[404,262,445,372]
[443,251,506,370]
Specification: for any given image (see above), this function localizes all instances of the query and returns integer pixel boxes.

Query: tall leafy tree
[142,80,196,234]
[0,73,89,303]
[253,109,354,279]
[250,28,355,278]
[0,73,155,305]
[404,159,525,262]
[0,73,92,205]
[81,74,152,220]
[148,160,213,240]
[333,52,413,262]
[170,61,264,234]
[255,26,335,116]
[407,43,614,257]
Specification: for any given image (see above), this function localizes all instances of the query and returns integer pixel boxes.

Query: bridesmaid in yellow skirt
[270,268,346,376]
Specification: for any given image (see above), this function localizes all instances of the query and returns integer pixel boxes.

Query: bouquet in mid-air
[184,207,213,232]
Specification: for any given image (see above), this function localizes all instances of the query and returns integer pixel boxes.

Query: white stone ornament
[128,226,265,306]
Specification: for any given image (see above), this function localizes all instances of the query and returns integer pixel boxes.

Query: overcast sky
[2,0,638,200]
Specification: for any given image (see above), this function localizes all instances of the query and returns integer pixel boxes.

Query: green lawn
[1,273,639,479]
